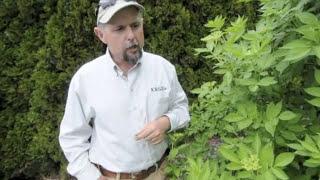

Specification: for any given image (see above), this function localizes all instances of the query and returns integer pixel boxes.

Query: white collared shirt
[59,50,190,179]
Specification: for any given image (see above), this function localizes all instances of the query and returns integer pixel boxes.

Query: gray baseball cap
[97,0,144,24]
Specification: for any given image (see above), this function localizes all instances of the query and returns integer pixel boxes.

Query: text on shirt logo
[151,86,167,92]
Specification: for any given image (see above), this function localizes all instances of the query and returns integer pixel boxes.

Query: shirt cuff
[75,162,101,180]
[164,112,177,132]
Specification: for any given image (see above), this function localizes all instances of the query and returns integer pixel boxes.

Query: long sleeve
[59,75,101,179]
[165,67,190,132]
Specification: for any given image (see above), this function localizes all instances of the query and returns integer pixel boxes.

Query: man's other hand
[135,116,171,144]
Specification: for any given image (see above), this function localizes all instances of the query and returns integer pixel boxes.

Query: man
[59,0,190,179]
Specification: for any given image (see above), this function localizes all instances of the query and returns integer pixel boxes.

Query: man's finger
[144,131,160,141]
[151,136,164,144]
[135,126,153,140]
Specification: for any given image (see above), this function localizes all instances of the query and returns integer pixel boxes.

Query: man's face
[95,6,144,65]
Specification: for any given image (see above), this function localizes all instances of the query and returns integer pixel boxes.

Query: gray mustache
[127,44,139,49]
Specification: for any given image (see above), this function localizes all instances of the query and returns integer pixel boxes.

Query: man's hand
[135,116,171,144]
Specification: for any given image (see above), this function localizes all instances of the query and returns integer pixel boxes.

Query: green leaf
[266,102,282,121]
[237,119,253,130]
[295,25,317,42]
[236,78,257,86]
[258,77,277,86]
[224,113,244,122]
[274,152,295,167]
[303,158,320,167]
[265,121,276,137]
[237,171,252,178]
[283,47,311,62]
[219,147,241,163]
[226,162,243,170]
[306,98,320,107]
[271,168,289,180]
[313,134,320,150]
[314,46,320,59]
[296,12,319,25]
[281,39,312,49]
[254,133,261,154]
[315,69,320,84]
[299,139,319,153]
[249,85,259,92]
[287,124,305,132]
[276,61,290,73]
[287,143,303,150]
[263,171,276,180]
[205,16,225,30]
[238,144,251,159]
[305,87,320,97]
[260,143,274,169]
[281,130,297,141]
[295,150,311,156]
[279,111,297,121]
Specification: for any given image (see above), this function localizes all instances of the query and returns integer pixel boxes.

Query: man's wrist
[160,115,171,132]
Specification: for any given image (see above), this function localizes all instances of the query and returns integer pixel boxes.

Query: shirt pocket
[147,90,170,121]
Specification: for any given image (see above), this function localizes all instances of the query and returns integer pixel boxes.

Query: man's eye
[115,26,124,31]
[132,23,140,28]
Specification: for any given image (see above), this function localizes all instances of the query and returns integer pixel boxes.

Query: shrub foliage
[167,0,320,179]
[0,0,258,179]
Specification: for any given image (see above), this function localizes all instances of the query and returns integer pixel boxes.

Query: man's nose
[126,27,135,40]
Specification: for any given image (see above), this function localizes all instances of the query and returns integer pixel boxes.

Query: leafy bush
[0,0,258,179]
[167,0,320,179]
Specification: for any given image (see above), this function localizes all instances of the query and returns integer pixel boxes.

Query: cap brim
[98,2,144,24]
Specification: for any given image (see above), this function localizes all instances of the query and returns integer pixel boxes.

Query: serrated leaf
[281,130,297,141]
[237,119,253,130]
[224,113,244,122]
[238,144,251,159]
[254,133,261,154]
[287,124,305,132]
[295,25,317,42]
[236,78,257,86]
[265,121,276,137]
[299,139,319,153]
[226,162,243,170]
[274,152,295,167]
[315,69,320,84]
[258,77,277,86]
[304,87,320,97]
[279,111,297,121]
[266,102,282,121]
[276,61,290,73]
[260,143,274,169]
[280,39,312,49]
[287,143,303,150]
[313,134,320,150]
[219,147,240,163]
[314,46,320,59]
[303,158,320,167]
[205,16,225,30]
[295,150,311,156]
[283,47,311,62]
[194,48,210,55]
[271,168,289,180]
[264,171,276,180]
[306,98,320,107]
[237,171,252,178]
[296,12,319,25]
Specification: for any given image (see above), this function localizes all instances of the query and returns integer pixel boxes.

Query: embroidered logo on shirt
[151,86,167,92]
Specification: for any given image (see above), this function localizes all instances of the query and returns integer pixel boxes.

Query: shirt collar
[105,48,143,76]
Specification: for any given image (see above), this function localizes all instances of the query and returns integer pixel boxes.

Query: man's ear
[94,27,106,43]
